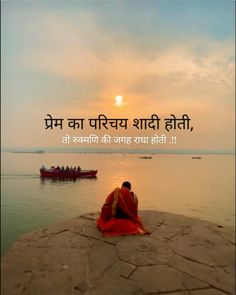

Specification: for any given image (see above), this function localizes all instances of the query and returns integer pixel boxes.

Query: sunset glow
[1,1,234,150]
[115,95,123,106]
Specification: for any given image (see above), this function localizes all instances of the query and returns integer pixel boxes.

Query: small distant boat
[35,150,45,154]
[139,156,152,159]
[13,150,45,154]
[192,156,202,159]
[40,167,98,179]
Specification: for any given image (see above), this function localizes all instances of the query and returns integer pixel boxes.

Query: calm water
[1,152,235,255]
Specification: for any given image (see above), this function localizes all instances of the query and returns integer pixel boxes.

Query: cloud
[27,23,234,108]
[7,5,233,112]
[2,2,235,148]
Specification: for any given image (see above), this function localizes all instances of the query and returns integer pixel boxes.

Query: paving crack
[74,232,116,245]
[53,229,70,235]
[113,244,140,279]
[182,282,191,295]
[216,265,231,275]
[167,264,233,295]
[117,256,140,267]
[216,233,235,246]
[20,271,35,295]
[126,266,138,279]
[143,286,212,294]
[166,263,210,286]
[173,252,216,268]
[165,226,192,242]
[206,227,235,245]
[80,215,98,222]
[209,286,233,295]
[158,220,167,227]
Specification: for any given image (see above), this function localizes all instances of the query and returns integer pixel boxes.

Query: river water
[1,152,235,255]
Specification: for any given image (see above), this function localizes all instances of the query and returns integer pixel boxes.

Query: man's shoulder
[132,192,138,201]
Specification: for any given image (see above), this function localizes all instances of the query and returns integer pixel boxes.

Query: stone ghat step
[1,210,235,295]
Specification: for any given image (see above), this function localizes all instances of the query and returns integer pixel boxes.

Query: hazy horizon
[1,146,235,155]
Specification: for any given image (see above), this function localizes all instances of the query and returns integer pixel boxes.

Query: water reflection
[1,152,235,256]
[40,177,97,185]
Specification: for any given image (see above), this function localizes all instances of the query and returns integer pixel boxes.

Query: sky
[1,0,235,150]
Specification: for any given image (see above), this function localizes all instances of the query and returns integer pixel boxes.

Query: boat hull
[40,169,97,179]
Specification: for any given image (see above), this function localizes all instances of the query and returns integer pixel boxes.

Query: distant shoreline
[1,148,235,155]
[2,151,235,155]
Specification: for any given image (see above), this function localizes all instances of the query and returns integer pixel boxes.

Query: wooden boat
[139,156,152,159]
[40,167,98,179]
[192,156,202,159]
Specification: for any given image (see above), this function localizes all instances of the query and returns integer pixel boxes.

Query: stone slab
[1,210,235,295]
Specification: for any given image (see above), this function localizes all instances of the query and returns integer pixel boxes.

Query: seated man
[97,181,149,236]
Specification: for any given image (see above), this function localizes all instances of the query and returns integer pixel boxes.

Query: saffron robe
[97,187,149,236]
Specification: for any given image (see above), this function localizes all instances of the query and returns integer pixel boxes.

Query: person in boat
[56,166,60,171]
[97,181,149,236]
[61,166,65,171]
[41,165,45,170]
[77,166,81,172]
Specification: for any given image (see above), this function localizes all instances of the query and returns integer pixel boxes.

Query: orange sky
[1,1,235,151]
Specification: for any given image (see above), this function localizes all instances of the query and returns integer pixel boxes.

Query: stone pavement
[1,211,235,295]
